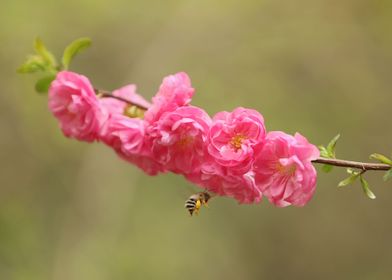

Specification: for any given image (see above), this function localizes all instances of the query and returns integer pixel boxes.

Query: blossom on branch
[144,72,194,123]
[207,107,266,175]
[48,71,106,142]
[148,106,211,175]
[100,85,164,175]
[253,131,319,207]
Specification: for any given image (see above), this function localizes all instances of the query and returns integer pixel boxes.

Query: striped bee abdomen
[184,192,211,216]
[185,198,198,215]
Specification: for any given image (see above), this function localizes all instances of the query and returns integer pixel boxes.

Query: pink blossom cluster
[48,71,320,207]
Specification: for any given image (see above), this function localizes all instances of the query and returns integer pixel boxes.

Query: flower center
[230,134,246,151]
[276,162,297,176]
[177,136,194,149]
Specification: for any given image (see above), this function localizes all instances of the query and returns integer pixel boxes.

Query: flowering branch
[18,37,392,210]
[95,90,392,174]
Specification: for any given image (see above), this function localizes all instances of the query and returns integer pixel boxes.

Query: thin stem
[313,157,391,171]
[94,89,149,111]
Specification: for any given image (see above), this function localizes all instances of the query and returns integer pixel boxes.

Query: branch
[94,89,149,111]
[95,88,391,174]
[312,157,391,171]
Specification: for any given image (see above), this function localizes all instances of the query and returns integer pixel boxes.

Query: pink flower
[48,71,106,142]
[149,106,211,174]
[253,131,320,207]
[100,115,165,176]
[100,115,146,155]
[207,107,266,174]
[144,72,194,123]
[100,84,151,116]
[98,84,163,175]
[186,162,262,204]
[120,152,166,176]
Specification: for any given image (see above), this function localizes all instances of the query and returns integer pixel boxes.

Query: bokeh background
[1,0,392,279]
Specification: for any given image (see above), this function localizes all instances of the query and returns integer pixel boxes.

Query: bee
[184,192,211,216]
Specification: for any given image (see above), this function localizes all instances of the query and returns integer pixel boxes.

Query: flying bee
[184,192,211,216]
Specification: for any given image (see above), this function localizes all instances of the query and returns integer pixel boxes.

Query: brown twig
[94,89,149,110]
[312,157,391,171]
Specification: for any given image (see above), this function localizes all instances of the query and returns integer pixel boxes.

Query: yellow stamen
[230,134,246,151]
[177,136,194,149]
[276,162,297,176]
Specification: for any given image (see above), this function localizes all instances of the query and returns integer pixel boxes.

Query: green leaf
[35,75,56,93]
[61,37,91,70]
[17,55,47,73]
[384,169,392,181]
[370,153,392,166]
[319,134,340,159]
[326,134,340,157]
[318,146,329,158]
[322,164,333,173]
[338,173,359,188]
[346,168,358,175]
[360,176,376,199]
[34,37,57,67]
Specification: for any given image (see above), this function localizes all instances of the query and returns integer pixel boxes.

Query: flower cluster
[48,71,320,206]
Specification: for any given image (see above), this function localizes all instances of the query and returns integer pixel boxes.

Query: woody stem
[312,157,391,171]
[94,89,149,110]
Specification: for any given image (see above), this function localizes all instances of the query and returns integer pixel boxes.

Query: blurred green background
[1,0,392,279]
